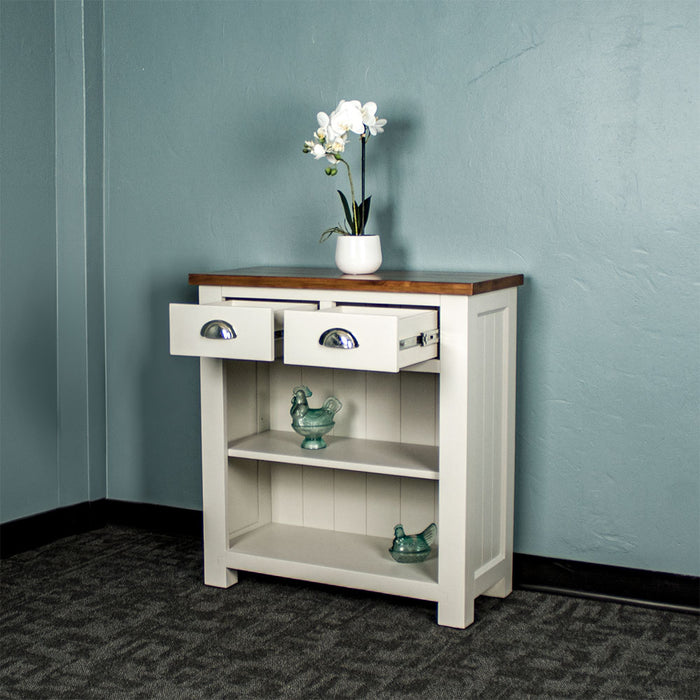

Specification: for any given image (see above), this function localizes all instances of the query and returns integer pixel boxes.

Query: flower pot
[335,235,382,275]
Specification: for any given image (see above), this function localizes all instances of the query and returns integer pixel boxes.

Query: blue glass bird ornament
[389,523,437,563]
[290,385,342,449]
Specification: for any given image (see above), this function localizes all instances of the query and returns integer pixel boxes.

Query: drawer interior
[216,299,318,328]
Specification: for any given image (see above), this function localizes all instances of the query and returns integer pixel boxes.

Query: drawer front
[170,303,277,360]
[284,307,438,372]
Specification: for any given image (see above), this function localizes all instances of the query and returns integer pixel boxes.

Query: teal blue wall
[2,1,697,577]
[0,0,105,522]
[1,0,59,520]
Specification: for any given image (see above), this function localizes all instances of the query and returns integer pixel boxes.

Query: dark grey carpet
[1,526,698,699]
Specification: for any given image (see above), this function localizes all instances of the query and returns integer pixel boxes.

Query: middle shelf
[228,430,439,480]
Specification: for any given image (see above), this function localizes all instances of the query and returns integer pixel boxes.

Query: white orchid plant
[303,99,387,240]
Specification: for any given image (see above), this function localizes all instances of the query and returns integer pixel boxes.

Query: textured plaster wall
[1,0,58,521]
[2,1,696,576]
[0,0,105,523]
[103,0,699,575]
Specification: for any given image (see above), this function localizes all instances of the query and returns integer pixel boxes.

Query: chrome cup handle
[200,320,237,340]
[319,328,359,349]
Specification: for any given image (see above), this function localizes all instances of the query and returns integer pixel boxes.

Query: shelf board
[228,430,438,480]
[227,522,439,601]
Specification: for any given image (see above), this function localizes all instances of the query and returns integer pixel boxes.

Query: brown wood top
[188,267,523,296]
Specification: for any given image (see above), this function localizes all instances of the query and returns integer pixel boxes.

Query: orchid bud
[324,167,338,176]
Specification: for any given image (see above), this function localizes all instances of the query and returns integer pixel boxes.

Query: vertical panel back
[263,363,438,537]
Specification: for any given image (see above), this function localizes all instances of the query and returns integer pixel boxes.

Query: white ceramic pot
[335,235,382,275]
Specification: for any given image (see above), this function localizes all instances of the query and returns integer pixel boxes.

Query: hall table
[170,267,523,628]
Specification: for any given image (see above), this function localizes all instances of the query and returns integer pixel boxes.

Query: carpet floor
[1,526,698,699]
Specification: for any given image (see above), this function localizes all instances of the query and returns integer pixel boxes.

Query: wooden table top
[188,267,524,296]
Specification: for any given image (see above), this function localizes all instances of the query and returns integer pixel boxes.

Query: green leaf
[352,197,372,233]
[320,225,349,242]
[337,191,354,228]
[358,196,371,230]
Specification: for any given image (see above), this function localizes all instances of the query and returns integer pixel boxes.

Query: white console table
[170,267,523,628]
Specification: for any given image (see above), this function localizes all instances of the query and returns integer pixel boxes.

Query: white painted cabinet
[171,268,522,628]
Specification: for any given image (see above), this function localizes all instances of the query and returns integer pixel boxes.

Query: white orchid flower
[317,111,330,130]
[367,118,386,136]
[361,101,377,123]
[328,137,346,154]
[317,110,346,144]
[361,101,387,136]
[310,143,327,160]
[315,112,333,142]
[330,99,364,136]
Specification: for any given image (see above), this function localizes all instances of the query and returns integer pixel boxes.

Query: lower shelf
[226,522,440,601]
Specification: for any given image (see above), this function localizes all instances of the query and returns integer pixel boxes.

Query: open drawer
[170,300,316,361]
[284,305,439,372]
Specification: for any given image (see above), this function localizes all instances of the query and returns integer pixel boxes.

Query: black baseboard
[101,499,203,539]
[0,499,202,559]
[0,500,109,558]
[514,553,699,615]
[2,501,698,614]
